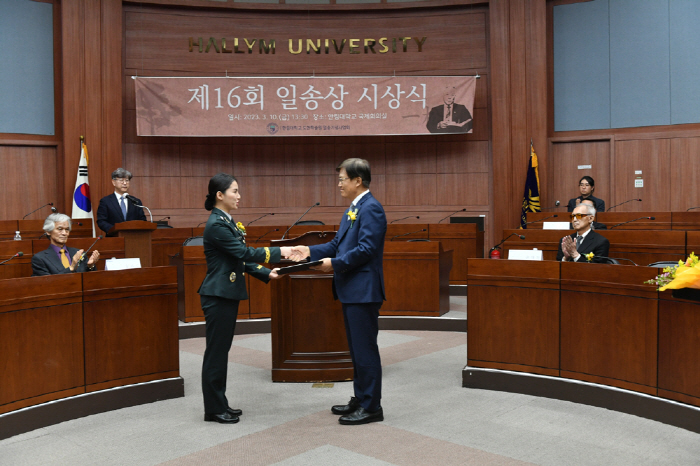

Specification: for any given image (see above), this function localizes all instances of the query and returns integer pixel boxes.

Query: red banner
[134,76,476,137]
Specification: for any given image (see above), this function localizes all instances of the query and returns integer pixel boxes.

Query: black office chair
[648,261,680,268]
[296,220,324,225]
[602,257,620,265]
[183,236,204,246]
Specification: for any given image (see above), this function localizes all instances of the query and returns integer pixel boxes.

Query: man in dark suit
[32,213,100,276]
[557,204,610,263]
[567,176,605,213]
[291,158,387,425]
[96,168,147,235]
[426,86,473,133]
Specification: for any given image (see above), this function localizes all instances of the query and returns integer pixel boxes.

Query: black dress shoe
[338,407,383,425]
[227,407,243,416]
[331,397,361,415]
[204,412,240,424]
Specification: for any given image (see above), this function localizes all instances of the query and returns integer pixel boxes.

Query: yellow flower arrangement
[347,208,358,228]
[236,221,246,235]
[585,252,595,262]
[646,252,700,291]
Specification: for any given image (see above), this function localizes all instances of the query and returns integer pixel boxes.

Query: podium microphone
[437,208,467,224]
[126,195,153,222]
[0,252,23,266]
[78,236,103,263]
[609,216,655,229]
[248,213,275,226]
[282,202,320,239]
[156,216,170,222]
[390,215,420,224]
[390,228,427,241]
[522,214,558,228]
[607,199,642,211]
[489,233,525,259]
[541,201,561,210]
[254,228,279,242]
[687,206,700,211]
[22,202,55,219]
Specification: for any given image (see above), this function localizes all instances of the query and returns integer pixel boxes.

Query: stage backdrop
[135,76,476,137]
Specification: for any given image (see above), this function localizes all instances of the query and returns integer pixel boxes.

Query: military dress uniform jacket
[197,208,282,300]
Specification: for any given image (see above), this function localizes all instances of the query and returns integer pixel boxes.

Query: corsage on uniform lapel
[235,222,246,236]
[347,207,359,228]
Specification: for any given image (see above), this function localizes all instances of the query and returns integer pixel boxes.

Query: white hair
[43,213,72,233]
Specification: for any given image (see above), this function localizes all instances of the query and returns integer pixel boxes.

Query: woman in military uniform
[198,173,292,424]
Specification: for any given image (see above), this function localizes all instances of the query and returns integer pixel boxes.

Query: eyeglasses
[570,213,590,220]
[114,178,130,184]
[338,177,351,184]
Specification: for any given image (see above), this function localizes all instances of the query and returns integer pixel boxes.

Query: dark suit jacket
[556,230,610,263]
[32,246,93,276]
[309,192,387,303]
[198,208,281,301]
[96,193,148,235]
[567,195,605,213]
[426,103,473,133]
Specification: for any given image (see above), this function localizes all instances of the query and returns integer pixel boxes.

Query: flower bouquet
[645,252,700,291]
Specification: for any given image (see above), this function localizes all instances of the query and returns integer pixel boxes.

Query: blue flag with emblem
[520,140,541,228]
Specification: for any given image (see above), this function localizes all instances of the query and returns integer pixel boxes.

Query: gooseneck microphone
[488,233,525,256]
[78,236,103,263]
[196,221,207,228]
[22,203,55,220]
[687,206,700,211]
[607,199,642,211]
[255,228,279,242]
[390,228,427,241]
[248,213,275,226]
[437,208,467,224]
[541,201,561,210]
[156,216,171,222]
[0,252,23,266]
[522,214,558,228]
[126,195,153,222]
[282,202,320,239]
[590,256,638,266]
[609,216,655,229]
[390,216,420,224]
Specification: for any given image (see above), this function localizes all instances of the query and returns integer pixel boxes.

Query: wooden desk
[671,211,700,230]
[152,227,193,267]
[560,262,659,394]
[428,223,483,284]
[467,259,560,376]
[0,267,180,414]
[0,240,33,279]
[502,229,686,266]
[382,241,452,316]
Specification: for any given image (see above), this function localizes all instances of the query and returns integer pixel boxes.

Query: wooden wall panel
[612,139,671,212]
[121,3,494,236]
[0,146,58,220]
[548,140,610,210]
[670,137,700,211]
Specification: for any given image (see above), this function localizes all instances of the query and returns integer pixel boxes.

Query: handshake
[270,246,333,279]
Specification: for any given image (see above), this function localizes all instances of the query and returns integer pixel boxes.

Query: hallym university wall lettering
[134,76,476,137]
[188,37,428,55]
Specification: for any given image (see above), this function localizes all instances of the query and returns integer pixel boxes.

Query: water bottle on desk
[14,231,21,241]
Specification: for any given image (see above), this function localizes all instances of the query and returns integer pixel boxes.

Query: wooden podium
[108,220,156,267]
[269,232,352,382]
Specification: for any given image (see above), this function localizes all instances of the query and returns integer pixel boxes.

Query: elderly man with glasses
[96,168,148,236]
[556,204,610,263]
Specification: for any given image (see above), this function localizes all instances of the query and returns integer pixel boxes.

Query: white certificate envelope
[543,222,571,230]
[508,249,543,261]
[105,258,142,271]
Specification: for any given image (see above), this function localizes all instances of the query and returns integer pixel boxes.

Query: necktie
[120,196,127,220]
[575,235,582,251]
[60,249,70,269]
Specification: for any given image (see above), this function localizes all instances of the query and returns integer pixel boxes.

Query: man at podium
[32,213,100,276]
[96,168,147,235]
[291,158,387,426]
